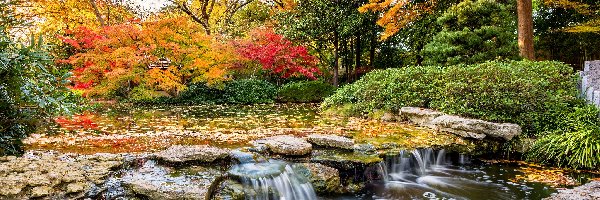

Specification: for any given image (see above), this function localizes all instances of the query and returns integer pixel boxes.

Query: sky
[130,0,169,13]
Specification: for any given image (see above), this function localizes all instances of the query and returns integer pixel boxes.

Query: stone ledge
[399,107,521,141]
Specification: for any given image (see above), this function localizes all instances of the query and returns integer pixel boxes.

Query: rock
[544,181,600,200]
[353,143,377,154]
[66,182,90,193]
[211,180,246,200]
[30,186,52,197]
[0,151,124,199]
[431,115,521,140]
[122,160,222,200]
[380,112,397,122]
[253,135,312,156]
[293,163,342,194]
[154,145,230,164]
[311,149,382,172]
[307,134,354,150]
[400,107,444,128]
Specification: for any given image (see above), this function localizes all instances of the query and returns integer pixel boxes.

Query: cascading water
[228,151,317,200]
[376,149,514,200]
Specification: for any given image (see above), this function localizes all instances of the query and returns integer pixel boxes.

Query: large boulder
[307,134,354,150]
[154,145,230,164]
[399,107,444,128]
[252,135,312,156]
[544,181,600,200]
[122,160,222,200]
[293,163,342,194]
[431,115,521,140]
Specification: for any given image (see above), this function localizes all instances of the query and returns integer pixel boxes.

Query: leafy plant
[528,105,600,169]
[224,79,277,104]
[1,0,73,155]
[277,81,336,103]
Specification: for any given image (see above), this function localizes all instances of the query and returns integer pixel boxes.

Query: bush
[321,66,443,115]
[277,81,336,103]
[224,79,277,104]
[322,60,577,135]
[528,105,600,169]
[175,83,225,104]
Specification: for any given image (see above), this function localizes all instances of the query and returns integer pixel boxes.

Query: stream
[15,103,598,200]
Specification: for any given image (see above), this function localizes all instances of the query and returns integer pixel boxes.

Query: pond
[20,103,599,200]
[26,103,465,154]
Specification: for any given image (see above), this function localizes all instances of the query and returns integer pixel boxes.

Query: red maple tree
[238,28,320,80]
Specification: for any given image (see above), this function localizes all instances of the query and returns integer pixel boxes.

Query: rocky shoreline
[0,132,459,200]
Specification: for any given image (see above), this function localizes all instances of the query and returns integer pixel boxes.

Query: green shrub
[224,79,277,104]
[528,105,600,169]
[129,86,168,103]
[277,81,336,103]
[433,60,578,135]
[322,60,577,135]
[321,66,443,115]
[176,83,225,104]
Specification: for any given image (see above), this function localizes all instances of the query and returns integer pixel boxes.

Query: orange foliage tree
[59,17,239,99]
[358,0,436,40]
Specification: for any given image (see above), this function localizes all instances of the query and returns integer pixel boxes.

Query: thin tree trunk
[333,30,339,87]
[369,34,376,67]
[354,34,361,82]
[89,0,106,27]
[517,0,535,60]
[343,39,350,83]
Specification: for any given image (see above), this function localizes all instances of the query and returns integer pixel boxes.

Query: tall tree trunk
[333,30,339,87]
[89,0,106,27]
[517,0,535,60]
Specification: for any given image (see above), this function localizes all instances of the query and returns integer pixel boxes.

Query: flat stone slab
[431,115,521,140]
[122,160,221,200]
[0,151,123,199]
[544,181,600,200]
[154,145,230,163]
[253,135,312,156]
[307,134,354,150]
[400,107,445,128]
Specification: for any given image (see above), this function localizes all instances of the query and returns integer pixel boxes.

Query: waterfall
[376,148,511,200]
[229,159,317,200]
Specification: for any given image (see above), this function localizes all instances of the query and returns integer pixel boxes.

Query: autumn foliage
[237,28,320,80]
[58,18,239,98]
[359,0,436,40]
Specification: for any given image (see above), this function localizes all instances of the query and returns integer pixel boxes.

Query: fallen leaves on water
[484,160,578,187]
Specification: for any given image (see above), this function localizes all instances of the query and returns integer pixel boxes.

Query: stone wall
[580,60,600,106]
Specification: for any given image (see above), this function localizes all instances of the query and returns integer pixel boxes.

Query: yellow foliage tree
[358,0,436,40]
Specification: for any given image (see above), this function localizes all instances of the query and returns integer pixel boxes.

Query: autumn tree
[27,0,135,34]
[168,0,254,35]
[237,28,320,80]
[358,0,436,40]
[58,18,239,99]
